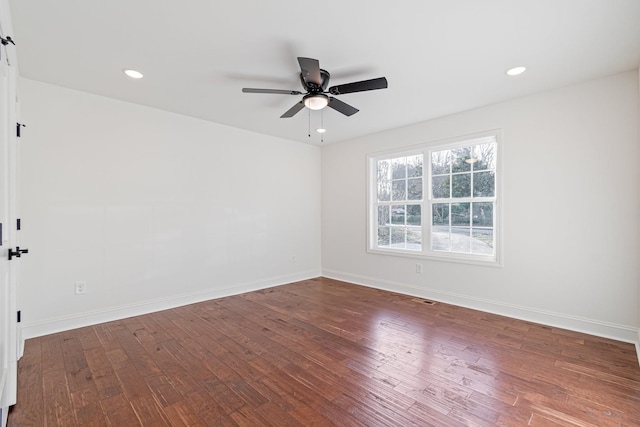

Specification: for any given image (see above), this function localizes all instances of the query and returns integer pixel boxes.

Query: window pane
[432,203,449,225]
[377,227,390,246]
[451,227,471,253]
[407,227,422,250]
[473,143,496,171]
[407,204,421,226]
[377,181,391,201]
[392,157,406,179]
[431,151,449,175]
[451,203,470,226]
[432,176,450,198]
[407,155,423,178]
[391,205,405,225]
[432,225,450,251]
[392,180,406,200]
[472,229,494,254]
[377,159,391,181]
[472,202,493,227]
[408,178,422,200]
[452,174,471,198]
[452,147,472,173]
[378,205,390,226]
[473,171,495,197]
[391,227,405,247]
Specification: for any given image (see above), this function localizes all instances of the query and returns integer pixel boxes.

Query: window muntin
[368,133,499,265]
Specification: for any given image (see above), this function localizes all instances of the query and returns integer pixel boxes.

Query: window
[375,153,423,251]
[368,132,500,265]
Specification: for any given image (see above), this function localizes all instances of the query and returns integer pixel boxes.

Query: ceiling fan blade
[297,57,322,86]
[328,77,388,95]
[280,101,305,118]
[328,97,359,116]
[243,88,303,95]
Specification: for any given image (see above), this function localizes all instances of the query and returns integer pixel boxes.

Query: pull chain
[320,109,324,143]
[308,108,311,138]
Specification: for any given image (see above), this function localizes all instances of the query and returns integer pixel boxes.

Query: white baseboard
[21,270,321,340]
[322,269,640,346]
[636,330,640,368]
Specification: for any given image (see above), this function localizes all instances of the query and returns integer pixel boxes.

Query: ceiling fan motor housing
[300,69,331,92]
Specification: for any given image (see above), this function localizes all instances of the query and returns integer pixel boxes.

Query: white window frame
[367,130,502,266]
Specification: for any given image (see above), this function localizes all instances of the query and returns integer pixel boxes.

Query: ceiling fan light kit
[303,94,329,110]
[242,57,388,119]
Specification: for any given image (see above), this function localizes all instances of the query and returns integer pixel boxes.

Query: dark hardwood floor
[8,277,640,426]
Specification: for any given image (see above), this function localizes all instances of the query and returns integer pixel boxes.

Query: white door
[0,1,20,422]
[0,43,11,422]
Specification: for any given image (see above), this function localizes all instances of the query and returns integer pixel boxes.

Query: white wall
[15,71,640,347]
[322,70,640,343]
[18,78,322,337]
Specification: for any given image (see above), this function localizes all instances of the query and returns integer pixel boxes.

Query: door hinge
[17,123,25,138]
[17,310,21,323]
[16,218,20,230]
[0,36,15,47]
[0,222,2,246]
[0,35,15,62]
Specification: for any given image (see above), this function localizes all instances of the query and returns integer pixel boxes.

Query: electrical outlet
[416,263,423,274]
[75,281,87,295]
[291,255,297,264]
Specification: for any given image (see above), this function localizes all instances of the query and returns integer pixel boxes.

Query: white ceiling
[8,0,640,145]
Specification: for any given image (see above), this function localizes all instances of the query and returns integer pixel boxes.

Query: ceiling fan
[242,57,388,118]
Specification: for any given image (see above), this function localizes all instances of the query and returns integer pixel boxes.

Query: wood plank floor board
[162,400,208,427]
[42,368,76,426]
[199,376,248,415]
[129,395,173,426]
[69,386,100,414]
[99,393,138,426]
[460,375,519,406]
[405,400,467,427]
[89,343,122,384]
[330,392,417,427]
[8,277,640,426]
[286,403,335,427]
[7,363,43,426]
[40,335,65,375]
[18,337,41,368]
[564,394,627,427]
[76,326,103,352]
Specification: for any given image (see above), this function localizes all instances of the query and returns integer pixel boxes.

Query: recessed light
[123,69,144,79]
[316,128,327,134]
[506,66,526,76]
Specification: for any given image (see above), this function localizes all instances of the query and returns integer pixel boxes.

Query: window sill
[367,247,502,267]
